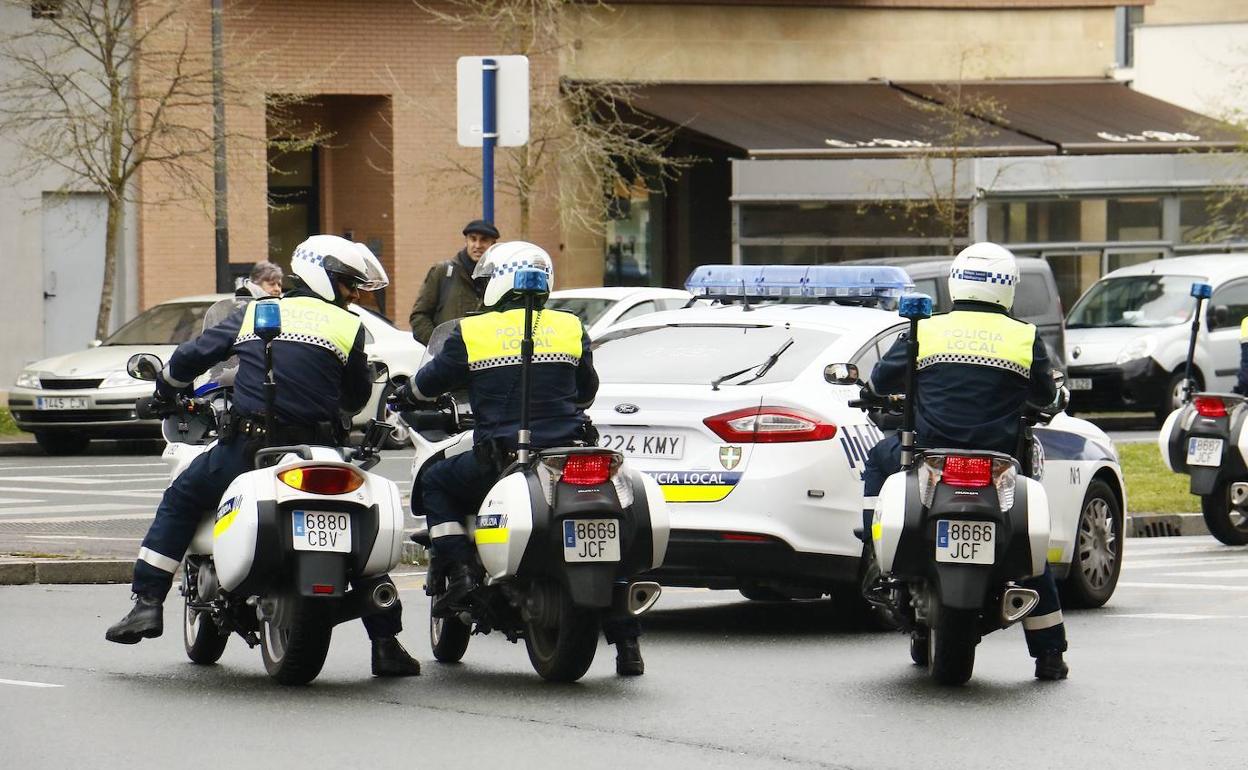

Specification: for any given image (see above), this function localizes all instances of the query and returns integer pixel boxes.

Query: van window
[1013,274,1054,320]
[912,278,944,311]
[1067,274,1201,329]
[1210,280,1248,331]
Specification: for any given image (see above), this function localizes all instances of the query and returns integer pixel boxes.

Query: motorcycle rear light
[559,454,614,485]
[942,456,992,487]
[1194,396,1228,418]
[704,407,836,443]
[278,465,364,495]
[312,584,335,595]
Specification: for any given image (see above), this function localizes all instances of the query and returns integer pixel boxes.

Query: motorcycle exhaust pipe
[626,581,662,617]
[1232,482,1248,508]
[371,581,399,611]
[1001,587,1039,625]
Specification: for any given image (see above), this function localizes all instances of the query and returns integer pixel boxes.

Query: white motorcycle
[125,301,406,686]
[397,271,671,682]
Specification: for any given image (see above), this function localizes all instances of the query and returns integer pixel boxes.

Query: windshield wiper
[711,338,795,391]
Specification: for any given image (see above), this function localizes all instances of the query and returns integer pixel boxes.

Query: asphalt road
[1,536,1246,769]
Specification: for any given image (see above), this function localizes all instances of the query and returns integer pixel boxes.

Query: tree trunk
[96,191,122,341]
[517,144,531,239]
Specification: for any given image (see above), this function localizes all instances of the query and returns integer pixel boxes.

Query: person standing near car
[860,241,1070,681]
[105,235,422,678]
[408,220,499,344]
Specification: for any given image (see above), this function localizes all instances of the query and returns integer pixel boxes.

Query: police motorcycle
[852,293,1060,686]
[1158,282,1248,545]
[399,267,670,682]
[126,298,406,686]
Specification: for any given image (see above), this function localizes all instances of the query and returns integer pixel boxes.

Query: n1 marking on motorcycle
[292,510,352,553]
[934,520,995,565]
[563,519,621,562]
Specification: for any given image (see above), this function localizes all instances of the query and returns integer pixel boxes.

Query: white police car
[587,265,1125,614]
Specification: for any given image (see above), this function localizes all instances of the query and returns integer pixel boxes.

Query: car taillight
[278,466,365,495]
[560,454,614,485]
[942,456,992,488]
[703,406,836,443]
[1194,395,1228,418]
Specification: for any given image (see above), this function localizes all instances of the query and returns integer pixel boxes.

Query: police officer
[105,235,421,678]
[862,242,1070,681]
[1234,316,1248,395]
[392,241,646,676]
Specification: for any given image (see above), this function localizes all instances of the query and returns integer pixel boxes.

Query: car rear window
[593,324,840,386]
[106,303,211,345]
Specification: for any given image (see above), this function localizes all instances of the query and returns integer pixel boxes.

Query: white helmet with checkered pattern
[949,241,1019,311]
[474,240,555,309]
[290,234,388,304]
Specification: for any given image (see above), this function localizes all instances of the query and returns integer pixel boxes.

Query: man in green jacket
[408,220,499,344]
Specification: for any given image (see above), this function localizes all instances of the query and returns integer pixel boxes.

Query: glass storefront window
[739,202,966,241]
[1107,197,1162,241]
[604,178,660,287]
[986,200,1081,243]
[1180,194,1248,243]
[740,243,951,265]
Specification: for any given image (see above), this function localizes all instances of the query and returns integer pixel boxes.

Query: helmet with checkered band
[473,240,555,309]
[948,241,1019,311]
[289,234,388,304]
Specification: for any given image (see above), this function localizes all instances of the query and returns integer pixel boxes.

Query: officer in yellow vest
[861,242,1069,680]
[106,235,421,678]
[1235,317,1248,394]
[394,241,645,675]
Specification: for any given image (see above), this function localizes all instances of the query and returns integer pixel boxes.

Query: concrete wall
[0,3,138,388]
[1133,22,1248,117]
[1145,0,1248,25]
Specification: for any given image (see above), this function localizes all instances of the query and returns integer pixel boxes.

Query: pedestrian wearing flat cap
[408,220,500,344]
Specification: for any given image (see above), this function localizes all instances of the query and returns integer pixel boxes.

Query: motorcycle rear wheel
[523,581,599,682]
[260,597,333,686]
[184,597,229,665]
[1201,482,1248,546]
[928,608,978,686]
[430,607,471,663]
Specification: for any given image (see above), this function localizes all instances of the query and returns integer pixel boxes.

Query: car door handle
[43,291,56,299]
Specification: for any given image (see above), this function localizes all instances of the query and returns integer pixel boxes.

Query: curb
[0,559,133,586]
[0,440,42,456]
[1125,512,1209,538]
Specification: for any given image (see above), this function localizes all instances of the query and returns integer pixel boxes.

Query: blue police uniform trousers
[421,448,641,642]
[862,434,1067,657]
[132,437,402,640]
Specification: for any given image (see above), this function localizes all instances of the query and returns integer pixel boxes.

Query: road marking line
[1108,613,1248,620]
[25,535,140,542]
[0,475,168,485]
[1118,581,1248,592]
[1125,556,1248,569]
[1161,569,1248,579]
[0,678,62,688]
[0,463,163,471]
[0,504,146,518]
[0,498,42,505]
[1,513,152,523]
[0,487,162,500]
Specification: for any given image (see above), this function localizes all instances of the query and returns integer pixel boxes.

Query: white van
[1064,255,1248,422]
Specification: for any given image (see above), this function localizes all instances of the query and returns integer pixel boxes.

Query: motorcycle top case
[212,448,405,594]
[1160,395,1248,495]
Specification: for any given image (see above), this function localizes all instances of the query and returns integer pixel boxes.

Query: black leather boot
[615,637,644,677]
[1034,651,1069,681]
[432,562,477,617]
[371,637,422,677]
[105,594,164,644]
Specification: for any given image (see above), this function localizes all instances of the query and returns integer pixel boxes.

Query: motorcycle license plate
[292,510,352,553]
[1187,437,1224,468]
[563,518,620,562]
[1067,378,1092,391]
[935,520,995,565]
[35,396,88,410]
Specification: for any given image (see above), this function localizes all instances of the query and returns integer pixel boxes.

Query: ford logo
[614,403,639,414]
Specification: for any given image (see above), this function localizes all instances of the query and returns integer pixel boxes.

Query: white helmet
[473,241,555,309]
[290,234,389,303]
[948,241,1019,310]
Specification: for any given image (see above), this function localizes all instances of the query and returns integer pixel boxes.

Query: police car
[587,265,1126,613]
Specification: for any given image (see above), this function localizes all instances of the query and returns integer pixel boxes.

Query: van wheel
[1201,482,1248,546]
[1156,371,1197,424]
[1060,479,1123,608]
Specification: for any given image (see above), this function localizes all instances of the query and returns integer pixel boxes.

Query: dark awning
[630,80,1241,158]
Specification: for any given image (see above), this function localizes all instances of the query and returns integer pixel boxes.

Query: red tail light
[1194,396,1228,418]
[278,465,364,495]
[942,456,992,488]
[720,532,771,542]
[704,406,837,443]
[561,454,613,485]
[312,584,335,595]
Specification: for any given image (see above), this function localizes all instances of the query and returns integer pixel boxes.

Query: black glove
[153,371,180,402]
[388,381,429,411]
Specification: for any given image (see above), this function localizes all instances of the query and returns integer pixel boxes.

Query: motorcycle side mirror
[126,353,163,381]
[824,363,861,385]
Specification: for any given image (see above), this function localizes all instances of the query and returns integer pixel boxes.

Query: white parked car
[586,266,1126,614]
[9,294,423,454]
[1065,254,1248,422]
[545,286,693,339]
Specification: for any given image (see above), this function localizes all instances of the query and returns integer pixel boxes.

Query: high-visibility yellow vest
[1240,316,1248,341]
[236,296,362,364]
[916,310,1036,378]
[460,308,583,371]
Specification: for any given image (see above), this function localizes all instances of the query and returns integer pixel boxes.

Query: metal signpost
[457,55,530,223]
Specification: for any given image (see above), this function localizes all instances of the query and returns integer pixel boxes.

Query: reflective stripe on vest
[1240,316,1248,341]
[235,296,362,365]
[916,310,1036,378]
[460,308,583,372]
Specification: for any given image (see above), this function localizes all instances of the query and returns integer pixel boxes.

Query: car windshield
[546,297,615,327]
[105,302,211,346]
[594,324,839,386]
[1066,275,1200,329]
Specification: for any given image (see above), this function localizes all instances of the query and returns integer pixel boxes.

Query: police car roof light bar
[684,264,913,303]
